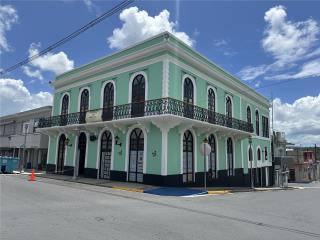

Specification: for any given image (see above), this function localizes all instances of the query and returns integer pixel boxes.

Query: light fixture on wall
[90,135,97,141]
[115,136,122,147]
[152,150,157,157]
[65,138,72,147]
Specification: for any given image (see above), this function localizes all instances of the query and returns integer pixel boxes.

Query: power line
[0,0,135,76]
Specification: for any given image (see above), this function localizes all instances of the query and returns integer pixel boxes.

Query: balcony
[37,97,254,133]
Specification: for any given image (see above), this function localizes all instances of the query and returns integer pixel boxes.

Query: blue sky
[1,0,319,145]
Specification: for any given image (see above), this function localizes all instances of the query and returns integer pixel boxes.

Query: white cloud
[238,65,268,81]
[0,4,18,53]
[213,39,227,47]
[273,94,320,145]
[263,5,319,65]
[107,7,194,50]
[82,0,100,16]
[267,58,320,80]
[0,78,53,116]
[238,5,320,81]
[22,43,74,81]
[22,66,43,81]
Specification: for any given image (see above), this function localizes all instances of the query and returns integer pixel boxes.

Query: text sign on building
[86,110,102,123]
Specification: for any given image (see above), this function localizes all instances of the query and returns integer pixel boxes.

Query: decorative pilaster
[162,57,169,98]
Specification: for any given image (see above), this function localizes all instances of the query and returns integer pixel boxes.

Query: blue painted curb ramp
[144,187,206,196]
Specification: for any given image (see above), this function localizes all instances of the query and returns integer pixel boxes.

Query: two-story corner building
[37,32,271,187]
[0,106,52,170]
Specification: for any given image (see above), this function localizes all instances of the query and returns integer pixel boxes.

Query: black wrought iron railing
[37,97,254,133]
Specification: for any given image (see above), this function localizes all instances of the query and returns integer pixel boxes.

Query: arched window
[257,148,261,161]
[226,96,232,127]
[61,94,69,115]
[60,94,69,126]
[227,138,234,176]
[128,128,144,183]
[247,106,251,123]
[183,130,194,183]
[183,78,194,119]
[208,88,215,123]
[57,134,66,174]
[131,74,145,117]
[102,82,114,121]
[100,130,112,179]
[79,89,89,123]
[256,110,260,135]
[208,134,217,178]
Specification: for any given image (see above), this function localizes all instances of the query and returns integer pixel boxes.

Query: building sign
[86,110,102,123]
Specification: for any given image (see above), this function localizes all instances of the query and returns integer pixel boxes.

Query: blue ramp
[144,187,205,196]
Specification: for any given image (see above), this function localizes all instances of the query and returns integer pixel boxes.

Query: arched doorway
[227,137,234,176]
[128,128,144,182]
[99,130,112,179]
[79,89,89,123]
[57,134,66,174]
[183,78,194,119]
[208,134,217,179]
[102,82,114,121]
[183,130,194,183]
[131,74,145,117]
[78,132,87,176]
[60,94,69,126]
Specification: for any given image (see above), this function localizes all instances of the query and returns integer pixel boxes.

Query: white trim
[96,127,115,179]
[180,128,197,181]
[225,136,235,175]
[128,71,148,103]
[225,94,234,117]
[182,74,197,105]
[60,92,70,114]
[161,129,168,175]
[162,56,170,98]
[168,56,270,109]
[78,87,91,111]
[73,134,79,168]
[241,139,244,169]
[54,41,168,89]
[46,135,51,165]
[206,85,217,111]
[100,80,116,108]
[53,35,269,108]
[125,125,148,181]
[55,56,164,94]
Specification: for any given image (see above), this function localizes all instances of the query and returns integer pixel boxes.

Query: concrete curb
[207,190,230,195]
[33,174,297,195]
[111,186,144,193]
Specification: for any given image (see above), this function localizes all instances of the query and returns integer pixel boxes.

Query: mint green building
[38,32,271,187]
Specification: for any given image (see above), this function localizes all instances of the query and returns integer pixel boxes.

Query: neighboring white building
[0,106,52,170]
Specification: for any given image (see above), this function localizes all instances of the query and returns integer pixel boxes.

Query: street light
[200,138,211,193]
[249,136,254,189]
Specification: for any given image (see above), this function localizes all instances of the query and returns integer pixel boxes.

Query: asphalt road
[1,175,320,240]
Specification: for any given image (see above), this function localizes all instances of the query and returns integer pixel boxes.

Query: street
[1,175,320,240]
